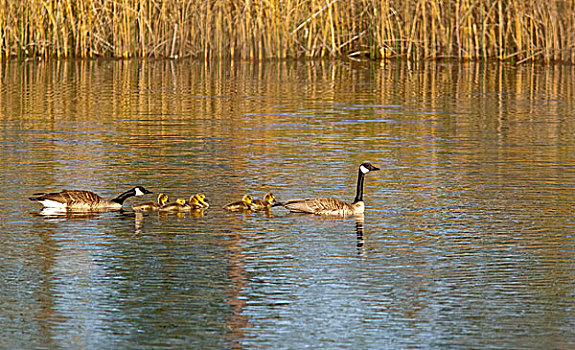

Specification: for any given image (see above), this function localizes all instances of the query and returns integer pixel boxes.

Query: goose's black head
[134,186,153,197]
[359,162,380,174]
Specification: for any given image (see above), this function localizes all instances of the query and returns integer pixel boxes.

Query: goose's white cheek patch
[360,165,369,174]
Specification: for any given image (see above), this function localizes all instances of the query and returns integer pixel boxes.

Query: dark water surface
[1,60,574,349]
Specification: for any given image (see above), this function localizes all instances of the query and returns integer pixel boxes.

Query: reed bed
[1,0,574,63]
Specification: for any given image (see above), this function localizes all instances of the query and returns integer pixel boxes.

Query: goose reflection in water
[133,208,207,233]
[285,212,367,252]
[355,214,365,250]
[37,207,105,221]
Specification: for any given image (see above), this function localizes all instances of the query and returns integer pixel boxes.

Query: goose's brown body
[281,197,365,216]
[29,187,151,211]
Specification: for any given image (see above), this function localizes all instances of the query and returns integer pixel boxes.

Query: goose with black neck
[275,162,380,216]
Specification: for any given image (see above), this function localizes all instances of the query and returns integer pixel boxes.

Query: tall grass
[1,0,574,63]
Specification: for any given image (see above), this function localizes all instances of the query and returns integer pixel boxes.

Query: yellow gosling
[223,194,254,212]
[159,198,188,212]
[190,193,209,209]
[252,192,276,211]
[186,195,205,210]
[132,193,168,212]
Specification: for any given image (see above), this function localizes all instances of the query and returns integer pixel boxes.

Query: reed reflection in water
[0,59,575,349]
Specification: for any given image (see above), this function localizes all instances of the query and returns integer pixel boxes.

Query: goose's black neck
[111,189,136,204]
[353,168,366,204]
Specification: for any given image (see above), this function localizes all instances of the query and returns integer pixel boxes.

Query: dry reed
[1,0,574,63]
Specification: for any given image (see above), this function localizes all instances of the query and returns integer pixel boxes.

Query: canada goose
[132,193,169,212]
[223,194,254,212]
[275,162,380,216]
[188,193,209,209]
[29,186,152,211]
[159,198,188,212]
[252,192,276,211]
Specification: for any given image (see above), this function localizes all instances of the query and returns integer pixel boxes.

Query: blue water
[0,60,574,349]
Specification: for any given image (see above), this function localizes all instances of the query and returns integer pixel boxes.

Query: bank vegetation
[1,0,574,63]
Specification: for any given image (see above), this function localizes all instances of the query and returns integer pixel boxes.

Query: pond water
[1,59,574,349]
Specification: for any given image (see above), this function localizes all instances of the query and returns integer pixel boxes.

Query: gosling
[223,194,254,212]
[251,193,276,211]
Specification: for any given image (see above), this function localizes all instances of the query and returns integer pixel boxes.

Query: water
[1,59,574,349]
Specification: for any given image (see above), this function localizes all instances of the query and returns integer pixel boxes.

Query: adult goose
[275,162,379,216]
[29,186,152,211]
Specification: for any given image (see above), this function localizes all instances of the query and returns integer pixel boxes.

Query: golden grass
[1,0,574,63]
